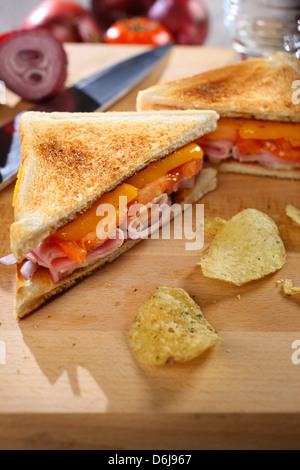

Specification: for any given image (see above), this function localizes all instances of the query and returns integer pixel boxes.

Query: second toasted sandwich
[137,52,300,179]
[1,110,219,319]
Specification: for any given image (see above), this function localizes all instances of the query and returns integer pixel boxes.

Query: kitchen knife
[0,43,172,191]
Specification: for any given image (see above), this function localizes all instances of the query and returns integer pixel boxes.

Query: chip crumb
[130,287,222,365]
[282,279,300,296]
[286,204,300,227]
[237,294,241,300]
[226,349,231,353]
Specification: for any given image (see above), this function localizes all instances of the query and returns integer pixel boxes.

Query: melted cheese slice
[12,165,23,207]
[214,118,300,146]
[127,143,203,189]
[54,183,138,242]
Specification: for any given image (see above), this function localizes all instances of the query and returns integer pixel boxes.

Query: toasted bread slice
[11,110,218,262]
[218,160,300,180]
[15,168,217,319]
[137,52,300,122]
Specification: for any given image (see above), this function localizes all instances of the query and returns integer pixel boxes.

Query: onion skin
[148,0,209,45]
[21,0,102,43]
[0,30,68,101]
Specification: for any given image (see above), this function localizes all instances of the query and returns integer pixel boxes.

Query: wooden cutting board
[0,45,299,450]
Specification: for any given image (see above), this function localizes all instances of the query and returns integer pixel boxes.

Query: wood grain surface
[0,45,299,450]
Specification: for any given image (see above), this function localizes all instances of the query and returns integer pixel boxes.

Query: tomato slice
[262,139,300,163]
[54,239,87,264]
[236,137,300,162]
[135,159,201,205]
[127,143,203,189]
[236,137,262,155]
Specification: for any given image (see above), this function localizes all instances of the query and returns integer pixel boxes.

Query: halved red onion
[0,253,17,266]
[0,30,67,101]
[20,260,39,280]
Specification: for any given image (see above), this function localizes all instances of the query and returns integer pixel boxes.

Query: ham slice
[199,138,300,169]
[126,193,171,240]
[232,146,300,169]
[24,229,125,283]
[197,139,234,163]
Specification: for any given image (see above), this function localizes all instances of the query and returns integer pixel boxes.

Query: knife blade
[0,43,172,192]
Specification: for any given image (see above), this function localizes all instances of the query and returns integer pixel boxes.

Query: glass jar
[224,0,300,59]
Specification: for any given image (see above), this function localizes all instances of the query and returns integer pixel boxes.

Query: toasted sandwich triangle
[137,52,300,122]
[11,110,218,261]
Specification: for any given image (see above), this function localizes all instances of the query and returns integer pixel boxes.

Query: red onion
[148,0,209,45]
[0,253,17,266]
[91,0,155,29]
[0,30,67,101]
[21,1,102,43]
[20,260,39,280]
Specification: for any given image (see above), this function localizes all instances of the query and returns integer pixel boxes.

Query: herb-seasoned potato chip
[282,279,300,296]
[199,209,286,286]
[204,217,227,235]
[130,287,221,365]
[286,204,300,227]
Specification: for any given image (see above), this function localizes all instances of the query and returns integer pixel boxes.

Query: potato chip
[130,287,221,365]
[282,279,300,296]
[286,204,300,227]
[204,217,227,235]
[199,209,286,286]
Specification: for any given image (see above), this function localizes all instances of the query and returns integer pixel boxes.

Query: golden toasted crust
[15,168,217,319]
[137,52,300,122]
[11,111,218,261]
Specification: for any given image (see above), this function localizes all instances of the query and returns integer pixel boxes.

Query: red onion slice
[0,30,67,101]
[0,253,17,266]
[20,260,39,280]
